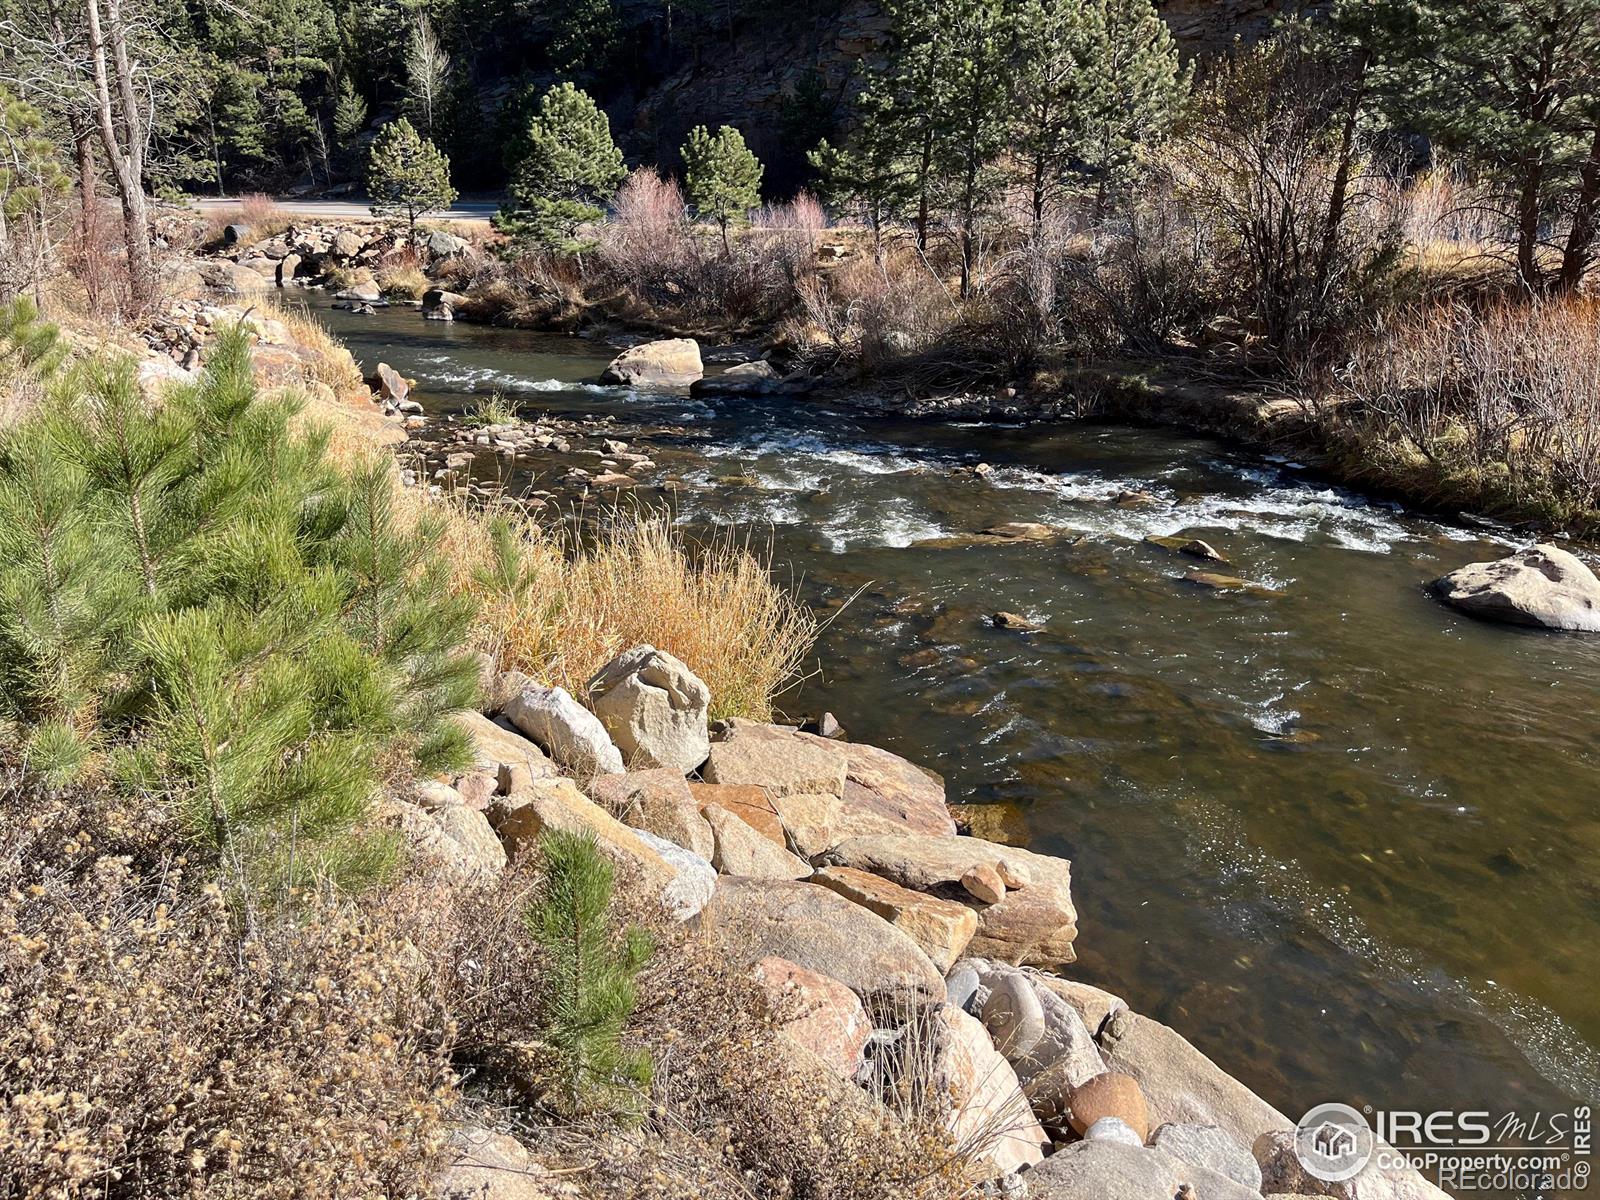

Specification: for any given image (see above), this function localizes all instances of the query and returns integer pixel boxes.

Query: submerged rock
[1433,542,1600,631]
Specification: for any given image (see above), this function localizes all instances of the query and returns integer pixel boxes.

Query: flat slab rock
[1020,1137,1260,1200]
[694,877,943,1001]
[1097,1009,1291,1152]
[702,720,955,843]
[821,834,1078,966]
[1433,542,1600,631]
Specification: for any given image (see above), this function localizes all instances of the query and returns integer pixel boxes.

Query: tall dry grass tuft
[262,296,368,399]
[432,501,817,721]
[200,193,296,245]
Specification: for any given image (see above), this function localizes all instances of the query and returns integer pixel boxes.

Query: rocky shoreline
[414,643,1453,1200]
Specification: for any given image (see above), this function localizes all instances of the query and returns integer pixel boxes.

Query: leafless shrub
[1323,296,1600,516]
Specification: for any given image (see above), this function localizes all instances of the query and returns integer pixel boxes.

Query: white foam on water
[700,430,927,477]
[984,464,1425,554]
[415,359,622,395]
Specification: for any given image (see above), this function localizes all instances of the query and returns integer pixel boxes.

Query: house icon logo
[1295,1103,1375,1183]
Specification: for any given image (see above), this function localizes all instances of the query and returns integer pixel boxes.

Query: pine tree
[502,83,626,253]
[808,85,915,261]
[1338,0,1600,291]
[876,0,955,250]
[936,0,1010,297]
[525,828,653,1115]
[333,75,369,162]
[0,87,71,302]
[1059,0,1188,219]
[1010,0,1096,232]
[366,118,458,234]
[681,124,763,255]
[0,325,479,894]
[548,0,619,78]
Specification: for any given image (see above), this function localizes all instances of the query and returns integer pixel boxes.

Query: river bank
[183,212,1600,545]
[111,283,1472,1199]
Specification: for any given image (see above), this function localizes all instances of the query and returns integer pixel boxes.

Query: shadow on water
[299,294,1600,1179]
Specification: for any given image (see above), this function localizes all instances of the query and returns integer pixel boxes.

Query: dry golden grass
[200,193,296,245]
[429,500,816,721]
[262,297,368,400]
[378,262,431,301]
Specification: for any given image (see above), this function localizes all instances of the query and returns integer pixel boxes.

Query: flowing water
[302,297,1600,1169]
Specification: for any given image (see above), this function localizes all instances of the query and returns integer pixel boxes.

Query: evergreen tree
[0,87,70,302]
[366,117,458,233]
[1009,0,1095,232]
[936,0,1010,297]
[0,326,479,892]
[681,124,763,255]
[547,0,618,78]
[1337,0,1600,291]
[502,83,626,253]
[1077,0,1189,216]
[525,828,653,1115]
[875,0,955,250]
[1010,0,1187,228]
[333,74,369,159]
[808,86,916,261]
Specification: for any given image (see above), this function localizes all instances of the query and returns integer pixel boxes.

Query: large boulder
[1433,543,1600,631]
[374,362,410,405]
[703,803,812,879]
[431,805,508,877]
[1097,1009,1292,1151]
[503,683,625,776]
[1151,1122,1263,1193]
[1255,1129,1453,1200]
[586,644,710,772]
[702,720,847,799]
[828,738,957,839]
[1020,1138,1262,1200]
[933,1005,1049,1177]
[752,955,871,1080]
[689,359,781,396]
[811,865,977,972]
[694,877,944,1001]
[589,769,714,860]
[599,338,703,387]
[962,958,1105,1088]
[631,827,716,921]
[379,799,499,888]
[421,228,469,259]
[689,781,787,846]
[494,777,678,895]
[768,790,843,858]
[821,835,1078,966]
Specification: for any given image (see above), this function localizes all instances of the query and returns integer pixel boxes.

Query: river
[299,296,1600,1178]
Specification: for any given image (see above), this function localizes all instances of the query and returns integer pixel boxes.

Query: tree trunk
[1315,60,1368,296]
[1558,125,1600,293]
[84,0,154,312]
[1514,156,1545,291]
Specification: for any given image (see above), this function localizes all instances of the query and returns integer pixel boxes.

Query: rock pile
[391,644,1449,1200]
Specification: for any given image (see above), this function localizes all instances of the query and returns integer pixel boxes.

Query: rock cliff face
[614,0,1302,191]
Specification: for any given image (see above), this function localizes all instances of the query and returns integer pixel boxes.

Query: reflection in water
[301,296,1600,1144]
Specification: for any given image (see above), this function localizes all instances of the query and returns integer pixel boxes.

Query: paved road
[187,196,501,223]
